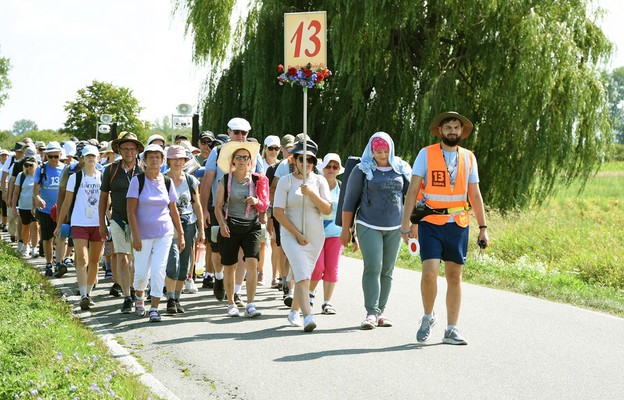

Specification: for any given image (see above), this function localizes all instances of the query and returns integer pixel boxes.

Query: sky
[0,0,623,133]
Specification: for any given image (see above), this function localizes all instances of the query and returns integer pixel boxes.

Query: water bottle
[195,244,206,276]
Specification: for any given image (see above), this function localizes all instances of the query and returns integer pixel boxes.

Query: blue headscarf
[358,132,412,181]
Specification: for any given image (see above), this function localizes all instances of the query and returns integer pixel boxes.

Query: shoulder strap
[19,171,26,187]
[108,161,122,187]
[38,162,48,184]
[184,172,195,204]
[67,171,84,223]
[137,173,146,196]
[164,175,171,193]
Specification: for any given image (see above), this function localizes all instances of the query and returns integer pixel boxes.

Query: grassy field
[0,243,158,399]
[347,161,624,317]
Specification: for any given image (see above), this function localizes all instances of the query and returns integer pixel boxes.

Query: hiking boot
[443,328,468,345]
[175,299,185,314]
[166,298,177,314]
[54,264,68,278]
[244,303,261,318]
[44,264,54,277]
[416,314,437,342]
[234,293,245,308]
[79,296,90,310]
[202,275,214,289]
[121,298,133,314]
[109,283,122,297]
[213,278,225,301]
[360,314,377,330]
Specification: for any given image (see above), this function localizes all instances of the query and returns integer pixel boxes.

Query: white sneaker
[244,303,261,318]
[183,278,198,294]
[17,242,23,254]
[227,304,240,317]
[303,315,317,332]
[22,244,30,257]
[287,310,302,327]
[30,247,38,258]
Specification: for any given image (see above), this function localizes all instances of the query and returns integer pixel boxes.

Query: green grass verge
[0,242,159,399]
[345,161,624,318]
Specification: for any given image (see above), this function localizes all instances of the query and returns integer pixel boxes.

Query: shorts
[218,221,262,266]
[36,210,55,241]
[418,221,469,265]
[19,208,37,225]
[110,220,132,254]
[208,207,222,253]
[71,226,104,242]
[0,193,6,215]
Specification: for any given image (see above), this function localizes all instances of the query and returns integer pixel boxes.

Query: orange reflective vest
[418,144,473,227]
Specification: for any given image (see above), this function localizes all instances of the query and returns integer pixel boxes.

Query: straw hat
[217,141,260,173]
[112,131,145,153]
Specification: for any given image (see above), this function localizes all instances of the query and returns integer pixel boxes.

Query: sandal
[135,300,146,317]
[149,309,161,322]
[321,303,336,315]
[377,316,393,327]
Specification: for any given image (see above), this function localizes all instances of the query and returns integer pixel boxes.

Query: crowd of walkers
[0,112,488,344]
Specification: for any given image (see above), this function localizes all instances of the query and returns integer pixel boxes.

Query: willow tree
[174,0,613,210]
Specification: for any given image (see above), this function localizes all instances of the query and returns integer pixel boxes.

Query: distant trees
[61,80,144,140]
[605,67,624,144]
[0,47,11,110]
[11,119,38,136]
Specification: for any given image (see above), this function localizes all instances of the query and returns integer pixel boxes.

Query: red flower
[287,67,298,76]
[316,72,324,82]
[302,68,312,78]
[277,64,284,73]
[322,68,331,77]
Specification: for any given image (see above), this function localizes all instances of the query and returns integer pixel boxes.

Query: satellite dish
[98,125,111,134]
[176,104,192,115]
[100,114,113,124]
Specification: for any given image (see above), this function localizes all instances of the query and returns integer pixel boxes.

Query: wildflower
[88,342,95,346]
[70,385,77,391]
[30,390,37,396]
[56,352,63,361]
[111,370,117,376]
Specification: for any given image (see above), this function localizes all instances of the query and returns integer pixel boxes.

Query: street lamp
[171,103,193,143]
[96,114,113,141]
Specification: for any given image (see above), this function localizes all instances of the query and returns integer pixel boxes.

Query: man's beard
[441,135,461,147]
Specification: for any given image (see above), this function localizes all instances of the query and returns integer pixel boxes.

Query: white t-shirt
[66,170,102,227]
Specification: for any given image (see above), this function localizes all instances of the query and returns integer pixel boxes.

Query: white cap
[44,141,63,153]
[263,135,280,147]
[63,141,76,157]
[81,145,99,157]
[227,117,251,131]
[147,134,166,146]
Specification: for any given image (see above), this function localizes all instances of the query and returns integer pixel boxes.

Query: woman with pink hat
[163,145,204,314]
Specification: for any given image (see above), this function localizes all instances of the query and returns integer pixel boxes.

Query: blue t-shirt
[322,183,342,238]
[15,172,35,210]
[34,162,66,214]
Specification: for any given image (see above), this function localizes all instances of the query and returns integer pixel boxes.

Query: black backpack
[136,173,172,197]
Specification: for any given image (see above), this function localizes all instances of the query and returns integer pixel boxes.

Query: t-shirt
[127,174,178,239]
[67,171,102,227]
[33,162,66,214]
[322,183,342,238]
[100,162,142,222]
[219,175,258,220]
[15,172,35,210]
[173,173,199,224]
[10,159,24,179]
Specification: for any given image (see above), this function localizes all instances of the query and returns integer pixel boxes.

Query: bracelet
[400,230,411,234]
[479,225,487,229]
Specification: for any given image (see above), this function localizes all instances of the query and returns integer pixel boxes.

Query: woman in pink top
[127,144,185,322]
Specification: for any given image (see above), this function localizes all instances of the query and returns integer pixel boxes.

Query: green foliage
[11,119,38,136]
[61,80,145,140]
[605,66,624,143]
[178,0,613,211]
[0,46,10,109]
[606,143,624,161]
[0,130,71,153]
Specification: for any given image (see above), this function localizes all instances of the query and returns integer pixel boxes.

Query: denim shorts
[418,221,469,265]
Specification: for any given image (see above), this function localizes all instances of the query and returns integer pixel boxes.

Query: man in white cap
[401,111,489,345]
[199,117,264,302]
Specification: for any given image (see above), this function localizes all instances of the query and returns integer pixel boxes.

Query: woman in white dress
[273,140,332,332]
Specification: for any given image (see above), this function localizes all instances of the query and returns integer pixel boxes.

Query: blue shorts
[418,221,469,265]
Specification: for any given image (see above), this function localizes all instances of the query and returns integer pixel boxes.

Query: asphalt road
[4,234,623,400]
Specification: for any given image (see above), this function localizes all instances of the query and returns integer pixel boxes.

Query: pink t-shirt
[127,175,178,239]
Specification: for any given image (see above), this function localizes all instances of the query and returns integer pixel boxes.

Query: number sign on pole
[284,11,327,69]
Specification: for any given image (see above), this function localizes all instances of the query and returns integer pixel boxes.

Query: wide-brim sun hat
[44,141,63,153]
[140,143,167,165]
[429,111,474,139]
[147,134,166,146]
[217,141,260,173]
[319,153,345,175]
[112,131,145,153]
[288,139,318,157]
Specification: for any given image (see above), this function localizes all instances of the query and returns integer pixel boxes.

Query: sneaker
[88,297,95,306]
[227,304,240,317]
[183,278,198,294]
[282,282,289,297]
[283,294,293,308]
[270,277,279,288]
[79,296,90,310]
[360,314,377,330]
[416,314,437,342]
[44,264,53,277]
[213,278,225,301]
[54,263,68,278]
[121,298,133,314]
[175,299,185,314]
[149,309,161,322]
[62,257,74,269]
[287,310,302,327]
[443,328,468,345]
[303,315,317,332]
[30,247,38,258]
[276,277,283,290]
[234,293,245,308]
[377,315,393,327]
[109,283,122,297]
[135,301,146,317]
[130,287,137,302]
[166,298,177,314]
[321,302,336,315]
[244,303,261,318]
[257,271,264,285]
[202,275,214,289]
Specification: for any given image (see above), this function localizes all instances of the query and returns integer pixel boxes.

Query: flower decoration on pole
[277,63,332,89]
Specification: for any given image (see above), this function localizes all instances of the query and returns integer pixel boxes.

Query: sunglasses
[297,156,316,164]
[324,165,340,170]
[24,164,35,168]
[200,140,212,145]
[267,146,280,151]
[232,130,248,136]
[234,155,251,161]
[46,155,60,159]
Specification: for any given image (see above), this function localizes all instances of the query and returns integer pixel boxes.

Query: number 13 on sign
[284,11,327,69]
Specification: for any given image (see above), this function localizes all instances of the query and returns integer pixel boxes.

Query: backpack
[38,162,48,185]
[136,173,172,197]
[66,170,85,224]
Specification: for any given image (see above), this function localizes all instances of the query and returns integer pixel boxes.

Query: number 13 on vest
[284,11,327,69]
